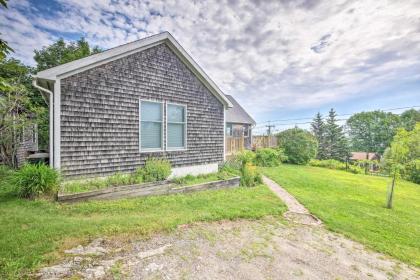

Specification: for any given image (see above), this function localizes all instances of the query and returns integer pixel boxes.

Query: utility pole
[266,122,275,135]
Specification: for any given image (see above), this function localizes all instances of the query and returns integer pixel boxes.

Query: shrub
[309,159,346,170]
[143,158,171,182]
[404,159,420,184]
[13,164,59,198]
[255,148,287,167]
[236,150,256,165]
[240,163,262,187]
[348,165,364,174]
[309,159,364,174]
[277,128,318,165]
[0,165,11,178]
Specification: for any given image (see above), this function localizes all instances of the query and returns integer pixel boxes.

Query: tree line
[310,108,419,160]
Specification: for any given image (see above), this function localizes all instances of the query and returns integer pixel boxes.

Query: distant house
[225,95,256,152]
[350,152,380,161]
[33,32,233,178]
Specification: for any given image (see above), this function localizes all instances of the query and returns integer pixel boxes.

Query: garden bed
[58,176,240,203]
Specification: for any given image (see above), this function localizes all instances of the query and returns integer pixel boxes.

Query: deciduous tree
[277,128,318,164]
[347,111,400,155]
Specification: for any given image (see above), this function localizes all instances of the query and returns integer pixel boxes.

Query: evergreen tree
[311,112,327,159]
[324,108,349,160]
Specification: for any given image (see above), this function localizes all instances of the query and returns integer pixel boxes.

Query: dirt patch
[38,217,418,279]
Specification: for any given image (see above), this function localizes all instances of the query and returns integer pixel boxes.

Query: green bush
[240,163,262,187]
[143,158,172,182]
[309,159,346,169]
[13,164,59,198]
[348,165,364,174]
[236,150,256,165]
[309,159,364,174]
[277,128,318,165]
[0,165,11,178]
[404,159,420,184]
[255,148,287,167]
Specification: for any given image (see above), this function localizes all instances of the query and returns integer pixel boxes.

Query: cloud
[1,0,419,119]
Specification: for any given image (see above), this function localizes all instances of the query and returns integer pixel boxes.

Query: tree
[347,111,401,155]
[311,112,327,159]
[0,58,49,149]
[324,108,349,160]
[34,38,101,71]
[381,124,420,208]
[0,83,36,168]
[400,109,420,131]
[277,127,318,164]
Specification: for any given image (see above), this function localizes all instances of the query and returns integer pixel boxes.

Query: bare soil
[38,217,419,280]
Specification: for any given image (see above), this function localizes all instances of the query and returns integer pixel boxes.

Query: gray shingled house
[225,95,256,150]
[33,32,233,178]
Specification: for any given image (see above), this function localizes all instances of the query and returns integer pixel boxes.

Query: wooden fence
[225,136,245,155]
[252,135,278,150]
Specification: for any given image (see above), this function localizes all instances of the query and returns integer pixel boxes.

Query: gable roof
[350,152,380,160]
[225,95,256,125]
[35,32,233,108]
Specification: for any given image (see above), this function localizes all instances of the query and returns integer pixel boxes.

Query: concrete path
[263,175,322,226]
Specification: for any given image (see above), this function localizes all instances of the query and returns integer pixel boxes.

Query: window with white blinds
[140,101,163,150]
[167,104,186,150]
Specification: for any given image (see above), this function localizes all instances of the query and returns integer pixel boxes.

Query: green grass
[172,171,235,186]
[0,174,285,279]
[261,164,420,267]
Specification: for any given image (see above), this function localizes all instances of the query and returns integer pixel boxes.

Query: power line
[255,105,420,127]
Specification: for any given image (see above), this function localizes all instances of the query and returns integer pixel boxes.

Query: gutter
[32,78,54,168]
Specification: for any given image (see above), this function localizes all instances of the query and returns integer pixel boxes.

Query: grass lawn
[261,164,420,267]
[0,175,285,279]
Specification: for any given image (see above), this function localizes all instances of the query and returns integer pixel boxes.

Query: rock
[73,256,84,265]
[38,262,73,279]
[84,266,105,279]
[144,262,163,273]
[138,244,172,259]
[64,239,108,256]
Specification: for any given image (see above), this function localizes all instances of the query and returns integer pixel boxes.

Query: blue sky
[1,0,419,133]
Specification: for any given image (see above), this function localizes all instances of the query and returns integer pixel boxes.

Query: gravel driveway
[39,217,419,279]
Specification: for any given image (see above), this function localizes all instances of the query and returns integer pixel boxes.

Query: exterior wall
[60,44,224,178]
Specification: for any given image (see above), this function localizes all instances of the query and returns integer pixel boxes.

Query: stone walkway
[262,175,322,226]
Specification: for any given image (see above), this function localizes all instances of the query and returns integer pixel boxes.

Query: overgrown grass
[0,171,285,279]
[261,164,420,267]
[172,171,235,186]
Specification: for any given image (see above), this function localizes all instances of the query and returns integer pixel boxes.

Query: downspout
[32,78,54,168]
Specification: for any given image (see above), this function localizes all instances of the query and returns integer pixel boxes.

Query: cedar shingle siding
[60,44,224,178]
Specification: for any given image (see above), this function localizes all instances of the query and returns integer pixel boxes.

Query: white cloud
[1,0,419,118]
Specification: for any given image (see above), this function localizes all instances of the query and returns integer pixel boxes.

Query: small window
[226,124,233,136]
[243,126,249,137]
[167,104,186,150]
[140,101,163,150]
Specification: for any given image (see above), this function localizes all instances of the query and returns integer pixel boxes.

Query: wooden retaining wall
[57,177,240,203]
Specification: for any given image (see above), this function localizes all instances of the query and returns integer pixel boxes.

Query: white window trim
[139,99,164,152]
[166,102,187,151]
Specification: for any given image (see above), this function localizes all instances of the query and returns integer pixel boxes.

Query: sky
[1,0,419,134]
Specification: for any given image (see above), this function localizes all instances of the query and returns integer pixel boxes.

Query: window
[140,101,163,150]
[167,104,186,150]
[226,123,233,136]
[243,126,249,137]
